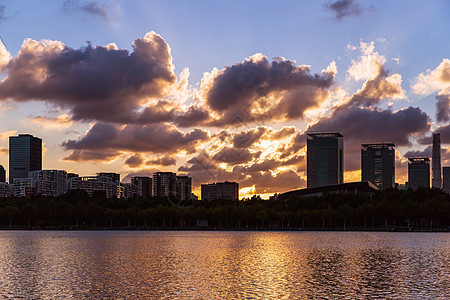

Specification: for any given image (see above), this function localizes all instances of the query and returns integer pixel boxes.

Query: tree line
[0,188,448,230]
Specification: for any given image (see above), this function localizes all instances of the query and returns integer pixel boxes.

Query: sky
[0,0,449,198]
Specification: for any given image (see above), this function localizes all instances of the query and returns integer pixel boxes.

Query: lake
[0,231,448,299]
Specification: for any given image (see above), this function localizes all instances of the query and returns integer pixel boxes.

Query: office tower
[201,181,239,201]
[361,143,395,189]
[443,167,450,194]
[176,175,192,202]
[131,176,152,197]
[0,165,5,182]
[97,172,120,182]
[9,134,42,183]
[408,157,430,190]
[152,172,177,198]
[28,170,67,196]
[307,132,343,188]
[432,133,441,189]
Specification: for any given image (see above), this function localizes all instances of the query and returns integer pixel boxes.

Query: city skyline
[0,1,449,198]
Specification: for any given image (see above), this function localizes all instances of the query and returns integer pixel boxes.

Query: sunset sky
[0,0,449,198]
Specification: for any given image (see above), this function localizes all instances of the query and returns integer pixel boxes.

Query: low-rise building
[28,170,67,197]
[131,176,152,197]
[0,182,11,197]
[12,178,36,197]
[201,181,239,201]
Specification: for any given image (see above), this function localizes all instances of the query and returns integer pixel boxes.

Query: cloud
[436,88,450,123]
[62,122,210,161]
[63,150,120,162]
[124,154,144,168]
[0,129,17,140]
[323,0,365,20]
[411,58,450,95]
[63,0,109,20]
[178,126,307,193]
[200,54,335,127]
[411,59,450,123]
[404,146,432,158]
[0,38,11,70]
[30,114,74,129]
[146,156,177,166]
[0,32,182,124]
[121,168,161,183]
[308,106,430,146]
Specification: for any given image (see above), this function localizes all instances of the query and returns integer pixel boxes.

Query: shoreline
[0,227,448,232]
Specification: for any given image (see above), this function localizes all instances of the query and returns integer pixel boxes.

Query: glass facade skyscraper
[408,157,430,190]
[432,133,441,189]
[306,132,343,188]
[9,134,42,183]
[361,143,395,189]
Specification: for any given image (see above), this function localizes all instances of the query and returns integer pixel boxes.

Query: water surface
[0,231,448,299]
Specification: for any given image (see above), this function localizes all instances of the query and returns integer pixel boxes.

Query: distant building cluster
[0,131,449,201]
[306,131,448,192]
[0,134,195,201]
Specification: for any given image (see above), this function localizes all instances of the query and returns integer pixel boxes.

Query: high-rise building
[361,143,395,189]
[152,172,177,198]
[131,176,152,197]
[201,181,239,201]
[9,134,42,183]
[408,157,430,190]
[432,133,441,189]
[176,175,192,202]
[307,132,343,188]
[97,172,120,182]
[0,165,5,182]
[443,167,450,194]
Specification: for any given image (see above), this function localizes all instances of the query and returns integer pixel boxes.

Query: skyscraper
[432,133,441,189]
[0,165,5,182]
[408,157,430,190]
[443,167,450,194]
[361,143,395,189]
[9,134,42,183]
[307,132,343,188]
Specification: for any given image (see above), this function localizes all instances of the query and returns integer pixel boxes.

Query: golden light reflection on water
[0,231,447,299]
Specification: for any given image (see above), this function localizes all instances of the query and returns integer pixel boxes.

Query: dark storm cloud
[404,146,432,158]
[436,91,450,122]
[203,55,334,126]
[435,124,450,144]
[62,122,210,160]
[124,154,144,168]
[233,127,268,148]
[63,0,109,20]
[324,0,364,20]
[146,156,177,166]
[308,106,430,146]
[63,150,119,162]
[418,124,450,146]
[0,32,181,124]
[212,147,255,164]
